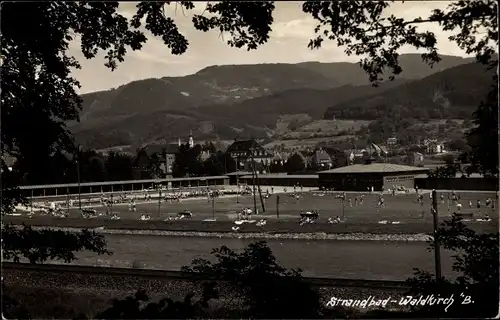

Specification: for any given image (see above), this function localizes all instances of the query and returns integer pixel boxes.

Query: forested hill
[323,62,496,121]
[71,54,480,149]
[76,54,473,122]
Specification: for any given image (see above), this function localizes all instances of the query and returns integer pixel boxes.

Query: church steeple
[188,130,194,148]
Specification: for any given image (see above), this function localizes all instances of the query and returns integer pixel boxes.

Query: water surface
[74,235,456,280]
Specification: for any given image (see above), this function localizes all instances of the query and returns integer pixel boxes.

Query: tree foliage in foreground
[459,79,499,178]
[97,229,499,318]
[181,240,322,318]
[3,232,498,318]
[407,215,499,318]
[2,224,113,318]
[1,1,498,212]
[97,241,334,319]
[1,224,112,264]
[427,164,460,179]
[95,283,219,319]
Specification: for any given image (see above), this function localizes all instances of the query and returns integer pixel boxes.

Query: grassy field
[5,191,497,234]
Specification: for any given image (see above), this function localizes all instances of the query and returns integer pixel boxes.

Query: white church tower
[188,130,194,148]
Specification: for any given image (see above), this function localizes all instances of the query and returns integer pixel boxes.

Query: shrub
[406,215,499,318]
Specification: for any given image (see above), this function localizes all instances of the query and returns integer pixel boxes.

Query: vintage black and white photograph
[1,1,498,319]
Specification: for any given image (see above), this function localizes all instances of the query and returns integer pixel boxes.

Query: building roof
[142,144,163,155]
[286,150,308,162]
[212,140,231,152]
[297,151,310,160]
[379,145,388,155]
[200,150,211,161]
[272,152,286,160]
[313,149,332,162]
[227,139,272,158]
[226,140,257,153]
[2,155,17,167]
[19,176,230,190]
[226,171,252,176]
[141,143,181,155]
[226,140,267,152]
[165,144,180,154]
[319,163,430,174]
[240,174,318,179]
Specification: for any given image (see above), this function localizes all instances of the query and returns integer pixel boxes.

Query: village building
[404,152,425,167]
[424,139,446,154]
[226,139,273,173]
[143,130,213,178]
[271,152,287,166]
[310,148,333,169]
[387,137,397,146]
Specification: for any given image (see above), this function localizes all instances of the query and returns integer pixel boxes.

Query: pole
[76,159,81,209]
[254,154,266,212]
[236,175,239,203]
[110,193,113,215]
[341,199,345,221]
[66,189,69,214]
[236,156,239,204]
[212,195,215,220]
[432,190,442,285]
[157,187,162,217]
[250,149,257,215]
[30,189,33,214]
[276,195,280,219]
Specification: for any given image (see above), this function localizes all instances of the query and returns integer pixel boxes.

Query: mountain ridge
[77,54,474,120]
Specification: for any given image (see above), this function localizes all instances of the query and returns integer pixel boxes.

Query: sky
[69,1,471,94]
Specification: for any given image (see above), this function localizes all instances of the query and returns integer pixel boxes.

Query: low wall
[2,262,410,289]
[4,218,497,236]
[3,263,410,318]
[416,178,498,191]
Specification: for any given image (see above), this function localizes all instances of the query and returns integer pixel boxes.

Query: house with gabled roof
[310,148,333,169]
[226,139,273,172]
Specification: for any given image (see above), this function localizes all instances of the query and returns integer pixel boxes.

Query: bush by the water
[405,215,499,318]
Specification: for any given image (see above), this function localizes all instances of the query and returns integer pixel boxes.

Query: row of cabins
[19,176,230,198]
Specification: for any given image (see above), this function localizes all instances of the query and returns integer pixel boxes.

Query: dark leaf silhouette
[406,215,499,318]
[2,224,111,264]
[181,240,322,319]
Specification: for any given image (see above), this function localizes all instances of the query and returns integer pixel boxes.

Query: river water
[74,235,456,280]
